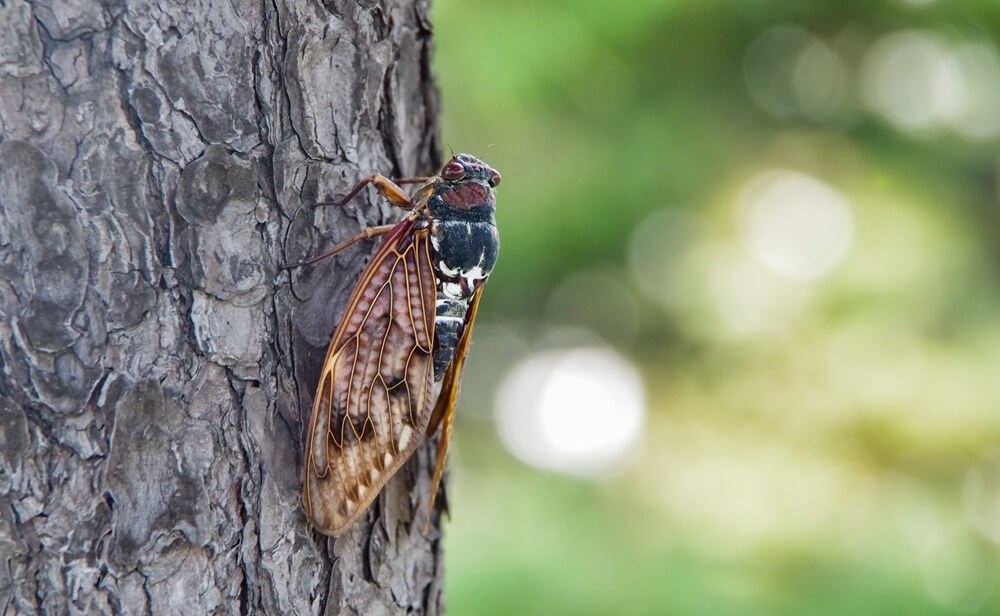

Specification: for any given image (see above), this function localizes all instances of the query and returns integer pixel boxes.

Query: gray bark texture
[0,0,445,613]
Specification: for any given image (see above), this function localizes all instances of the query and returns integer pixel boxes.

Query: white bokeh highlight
[861,31,1000,139]
[494,347,645,477]
[860,31,963,133]
[736,170,855,282]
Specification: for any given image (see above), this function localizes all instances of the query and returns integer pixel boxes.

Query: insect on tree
[297,154,501,536]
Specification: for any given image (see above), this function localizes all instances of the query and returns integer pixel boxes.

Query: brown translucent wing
[304,218,438,535]
[425,287,484,519]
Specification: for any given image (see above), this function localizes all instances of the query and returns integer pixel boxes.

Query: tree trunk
[0,0,444,613]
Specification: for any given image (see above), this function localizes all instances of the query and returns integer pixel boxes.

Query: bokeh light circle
[860,30,963,133]
[494,347,645,478]
[736,169,854,281]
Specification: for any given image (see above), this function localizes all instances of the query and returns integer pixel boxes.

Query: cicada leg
[314,173,415,209]
[281,223,397,269]
[292,169,431,269]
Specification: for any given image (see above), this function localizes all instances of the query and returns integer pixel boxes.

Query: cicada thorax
[421,173,500,382]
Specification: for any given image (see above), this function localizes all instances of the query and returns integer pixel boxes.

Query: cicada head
[427,154,500,221]
[440,154,501,188]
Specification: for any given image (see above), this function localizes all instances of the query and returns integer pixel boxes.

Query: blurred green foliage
[433,0,1000,614]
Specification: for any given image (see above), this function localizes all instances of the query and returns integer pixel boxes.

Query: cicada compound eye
[441,161,465,181]
[488,170,501,188]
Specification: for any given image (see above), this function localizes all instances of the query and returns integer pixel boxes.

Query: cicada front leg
[314,173,416,210]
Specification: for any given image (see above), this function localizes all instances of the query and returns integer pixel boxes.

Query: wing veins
[305,222,444,535]
[335,241,412,495]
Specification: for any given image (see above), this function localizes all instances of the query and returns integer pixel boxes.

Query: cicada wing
[304,220,439,535]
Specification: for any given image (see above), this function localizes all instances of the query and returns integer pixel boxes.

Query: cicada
[302,154,500,535]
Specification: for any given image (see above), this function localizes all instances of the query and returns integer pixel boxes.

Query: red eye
[441,161,465,181]
[488,171,501,187]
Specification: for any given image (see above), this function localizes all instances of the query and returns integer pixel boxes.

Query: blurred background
[432,0,1000,614]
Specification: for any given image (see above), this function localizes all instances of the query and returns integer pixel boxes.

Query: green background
[433,0,1000,614]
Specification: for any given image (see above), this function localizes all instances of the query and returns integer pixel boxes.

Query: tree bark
[0,0,444,613]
